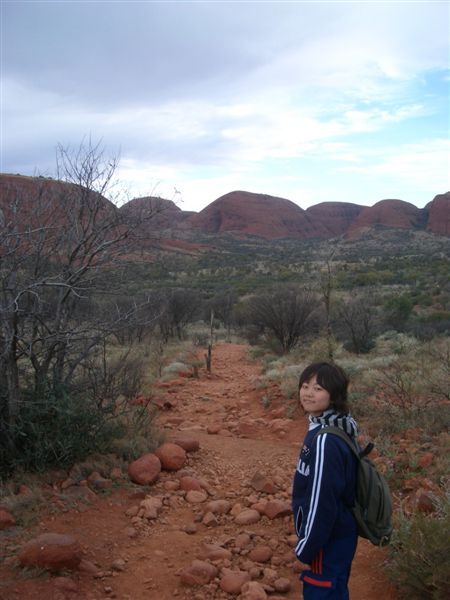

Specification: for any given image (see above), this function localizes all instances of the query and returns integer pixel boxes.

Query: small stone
[273,577,291,592]
[185,490,208,504]
[220,568,251,594]
[179,560,219,586]
[234,509,261,525]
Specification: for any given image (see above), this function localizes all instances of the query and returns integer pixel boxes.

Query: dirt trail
[0,343,398,600]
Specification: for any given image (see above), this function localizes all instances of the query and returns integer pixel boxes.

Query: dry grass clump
[386,494,450,600]
[0,480,46,527]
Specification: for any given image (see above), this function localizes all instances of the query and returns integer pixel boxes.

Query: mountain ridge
[1,173,449,240]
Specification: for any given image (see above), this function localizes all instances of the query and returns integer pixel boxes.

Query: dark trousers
[300,535,358,600]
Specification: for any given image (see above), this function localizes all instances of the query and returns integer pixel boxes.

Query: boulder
[18,533,82,572]
[179,559,218,586]
[154,443,187,471]
[240,581,268,600]
[220,568,251,594]
[249,545,273,563]
[128,453,161,485]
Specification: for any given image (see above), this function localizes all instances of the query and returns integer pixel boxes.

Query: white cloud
[337,138,450,192]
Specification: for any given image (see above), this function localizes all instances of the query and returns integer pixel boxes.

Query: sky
[1,0,449,212]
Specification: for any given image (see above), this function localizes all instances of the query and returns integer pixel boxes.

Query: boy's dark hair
[298,362,349,414]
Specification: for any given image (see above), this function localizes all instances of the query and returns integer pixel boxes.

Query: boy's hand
[297,561,311,571]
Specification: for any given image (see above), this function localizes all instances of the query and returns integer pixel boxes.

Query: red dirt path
[0,343,398,600]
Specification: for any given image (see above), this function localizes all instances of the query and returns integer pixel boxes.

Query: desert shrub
[110,404,163,461]
[161,361,190,378]
[280,377,299,401]
[242,285,319,353]
[1,386,124,476]
[0,385,160,478]
[0,483,46,527]
[386,496,450,600]
[383,293,414,332]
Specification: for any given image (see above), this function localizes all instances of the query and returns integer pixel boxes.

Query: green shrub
[0,385,159,478]
[3,387,121,474]
[386,496,450,600]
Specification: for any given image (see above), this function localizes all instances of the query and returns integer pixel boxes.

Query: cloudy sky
[2,1,449,211]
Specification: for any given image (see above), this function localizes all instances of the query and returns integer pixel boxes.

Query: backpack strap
[314,426,364,460]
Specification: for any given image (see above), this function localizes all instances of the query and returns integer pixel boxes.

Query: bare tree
[245,285,318,353]
[210,288,237,342]
[318,250,336,360]
[157,288,201,341]
[0,140,159,468]
[337,294,376,354]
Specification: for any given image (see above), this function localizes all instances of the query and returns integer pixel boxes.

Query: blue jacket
[292,423,358,565]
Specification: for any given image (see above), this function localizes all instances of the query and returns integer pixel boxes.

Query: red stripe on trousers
[303,575,333,588]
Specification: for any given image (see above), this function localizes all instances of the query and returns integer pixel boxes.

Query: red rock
[185,490,208,504]
[78,559,100,575]
[206,499,231,514]
[87,471,112,490]
[170,436,200,452]
[18,533,82,572]
[249,545,273,563]
[234,509,261,525]
[179,559,218,586]
[0,509,15,530]
[220,568,251,594]
[235,533,251,549]
[346,199,423,238]
[262,500,292,519]
[154,443,187,471]
[274,577,291,592]
[240,581,268,599]
[61,477,77,490]
[139,496,163,519]
[119,195,190,231]
[187,191,327,240]
[207,423,222,434]
[426,193,450,236]
[418,452,434,468]
[128,453,161,485]
[202,512,219,527]
[250,472,276,494]
[202,543,232,561]
[252,500,268,514]
[415,490,435,514]
[306,202,364,236]
[179,476,202,491]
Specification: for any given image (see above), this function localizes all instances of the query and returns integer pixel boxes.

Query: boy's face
[299,374,331,416]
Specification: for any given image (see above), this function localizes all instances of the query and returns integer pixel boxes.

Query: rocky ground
[0,343,398,600]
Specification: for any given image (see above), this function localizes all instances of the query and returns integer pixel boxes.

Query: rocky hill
[184,191,449,240]
[1,173,449,242]
[119,196,194,230]
[184,191,328,239]
[425,193,450,236]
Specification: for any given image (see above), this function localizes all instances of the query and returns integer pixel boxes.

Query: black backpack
[315,426,393,546]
